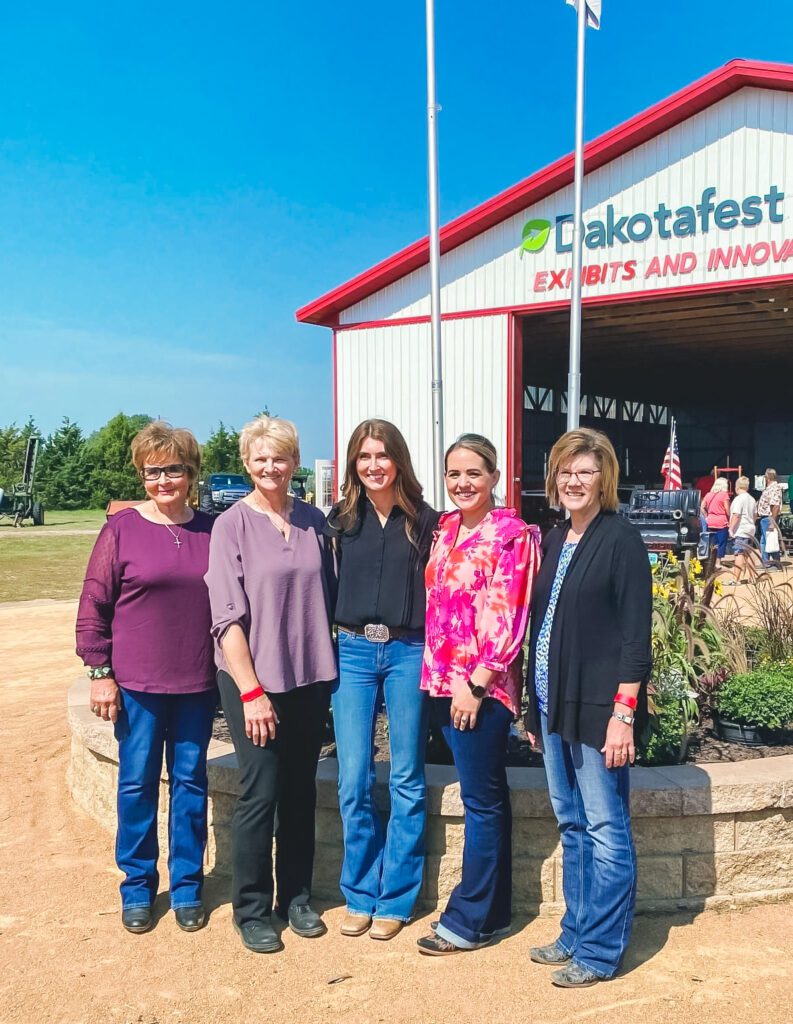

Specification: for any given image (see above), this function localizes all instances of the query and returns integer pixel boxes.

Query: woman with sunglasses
[525,429,652,988]
[76,421,216,935]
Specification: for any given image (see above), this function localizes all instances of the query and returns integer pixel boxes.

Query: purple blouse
[205,498,337,692]
[75,508,215,694]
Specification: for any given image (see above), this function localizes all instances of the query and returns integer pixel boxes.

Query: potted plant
[714,668,793,745]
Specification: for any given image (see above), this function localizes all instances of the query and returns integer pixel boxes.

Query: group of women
[76,414,652,989]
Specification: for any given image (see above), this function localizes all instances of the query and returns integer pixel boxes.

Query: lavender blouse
[75,508,215,694]
[205,498,337,691]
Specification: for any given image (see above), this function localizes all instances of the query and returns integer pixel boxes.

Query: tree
[37,419,88,510]
[85,412,152,507]
[202,422,245,476]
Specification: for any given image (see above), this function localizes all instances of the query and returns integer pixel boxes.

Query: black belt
[338,624,425,643]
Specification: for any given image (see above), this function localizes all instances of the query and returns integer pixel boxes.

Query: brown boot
[340,912,372,936]
[369,918,403,941]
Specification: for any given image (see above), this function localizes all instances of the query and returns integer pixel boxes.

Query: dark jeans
[217,671,330,925]
[114,686,217,910]
[431,696,513,948]
[540,713,637,978]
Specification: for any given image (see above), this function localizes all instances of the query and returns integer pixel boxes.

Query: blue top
[534,541,577,714]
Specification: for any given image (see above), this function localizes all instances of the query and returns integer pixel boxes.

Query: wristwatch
[467,679,488,700]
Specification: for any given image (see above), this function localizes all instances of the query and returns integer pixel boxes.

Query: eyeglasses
[141,464,187,481]
[556,469,601,484]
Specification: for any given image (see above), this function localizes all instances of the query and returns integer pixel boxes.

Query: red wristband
[240,685,264,703]
[614,691,638,710]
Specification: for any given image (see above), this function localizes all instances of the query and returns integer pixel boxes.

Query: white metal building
[297,60,793,508]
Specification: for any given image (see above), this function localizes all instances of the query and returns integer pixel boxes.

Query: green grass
[0,510,103,602]
[0,508,105,531]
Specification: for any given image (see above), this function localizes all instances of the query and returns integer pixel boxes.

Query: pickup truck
[198,473,252,515]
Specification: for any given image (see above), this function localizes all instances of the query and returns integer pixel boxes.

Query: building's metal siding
[336,316,508,505]
[339,87,793,325]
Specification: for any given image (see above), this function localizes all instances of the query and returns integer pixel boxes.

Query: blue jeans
[540,714,637,978]
[432,696,513,949]
[114,687,217,910]
[332,630,428,921]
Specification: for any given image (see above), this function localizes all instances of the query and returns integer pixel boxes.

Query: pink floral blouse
[421,507,541,716]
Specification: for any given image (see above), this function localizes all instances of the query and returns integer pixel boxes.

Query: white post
[426,0,445,509]
[566,0,588,432]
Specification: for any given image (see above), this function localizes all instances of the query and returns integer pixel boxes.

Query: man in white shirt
[728,476,758,584]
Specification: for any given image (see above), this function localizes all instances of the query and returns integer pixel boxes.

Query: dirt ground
[2,601,793,1024]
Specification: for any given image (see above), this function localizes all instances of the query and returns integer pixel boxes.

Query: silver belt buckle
[364,623,390,643]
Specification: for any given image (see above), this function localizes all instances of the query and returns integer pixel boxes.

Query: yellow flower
[690,558,702,577]
[667,552,678,566]
[713,579,724,596]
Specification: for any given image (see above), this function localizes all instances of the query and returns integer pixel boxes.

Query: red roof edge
[296,59,793,327]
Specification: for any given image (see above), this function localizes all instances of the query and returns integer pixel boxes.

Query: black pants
[218,671,330,925]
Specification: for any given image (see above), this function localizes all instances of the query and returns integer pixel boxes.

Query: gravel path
[1,600,792,1024]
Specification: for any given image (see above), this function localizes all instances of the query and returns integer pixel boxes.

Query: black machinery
[0,435,44,527]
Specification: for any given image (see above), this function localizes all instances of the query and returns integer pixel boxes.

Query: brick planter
[67,679,793,916]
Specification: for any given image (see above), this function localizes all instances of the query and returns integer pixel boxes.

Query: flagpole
[566,0,588,432]
[426,0,445,509]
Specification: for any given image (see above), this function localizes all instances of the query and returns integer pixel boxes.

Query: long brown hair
[336,419,424,542]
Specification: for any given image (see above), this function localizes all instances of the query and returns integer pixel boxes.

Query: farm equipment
[0,435,44,527]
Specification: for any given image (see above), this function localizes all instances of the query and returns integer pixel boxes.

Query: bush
[715,669,793,729]
[639,694,688,765]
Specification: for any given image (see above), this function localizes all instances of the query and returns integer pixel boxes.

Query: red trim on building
[505,314,524,512]
[331,272,793,333]
[297,60,793,327]
[331,329,339,502]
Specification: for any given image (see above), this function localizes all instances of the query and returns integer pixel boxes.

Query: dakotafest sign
[519,185,793,293]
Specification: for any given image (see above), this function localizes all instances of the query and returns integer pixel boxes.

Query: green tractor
[0,435,44,527]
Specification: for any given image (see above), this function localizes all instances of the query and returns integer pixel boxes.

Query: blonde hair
[546,428,620,513]
[735,476,750,492]
[711,477,729,494]
[239,415,300,466]
[130,421,201,483]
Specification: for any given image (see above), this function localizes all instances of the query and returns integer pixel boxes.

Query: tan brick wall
[67,679,793,916]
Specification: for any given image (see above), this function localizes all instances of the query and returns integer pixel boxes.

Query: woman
[75,421,216,935]
[728,476,759,584]
[700,477,731,566]
[205,415,336,954]
[525,428,652,988]
[327,419,438,940]
[416,434,540,956]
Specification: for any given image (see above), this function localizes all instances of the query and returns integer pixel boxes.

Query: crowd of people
[700,468,787,583]
[75,416,652,989]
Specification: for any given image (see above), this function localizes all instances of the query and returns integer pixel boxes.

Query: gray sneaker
[551,962,601,988]
[530,941,571,966]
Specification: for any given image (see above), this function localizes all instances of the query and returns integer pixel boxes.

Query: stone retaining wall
[67,679,793,915]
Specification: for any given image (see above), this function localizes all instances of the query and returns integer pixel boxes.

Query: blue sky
[2,1,792,464]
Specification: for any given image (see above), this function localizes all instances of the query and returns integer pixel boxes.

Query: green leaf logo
[520,218,551,256]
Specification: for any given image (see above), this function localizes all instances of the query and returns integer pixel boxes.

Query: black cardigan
[525,511,653,750]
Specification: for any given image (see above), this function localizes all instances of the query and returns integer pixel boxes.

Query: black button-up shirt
[329,499,439,632]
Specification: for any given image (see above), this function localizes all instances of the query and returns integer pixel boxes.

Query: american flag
[661,421,682,491]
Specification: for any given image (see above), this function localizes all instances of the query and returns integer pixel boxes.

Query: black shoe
[122,906,153,934]
[174,905,206,932]
[530,941,571,966]
[417,933,463,956]
[281,903,326,938]
[233,918,283,953]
